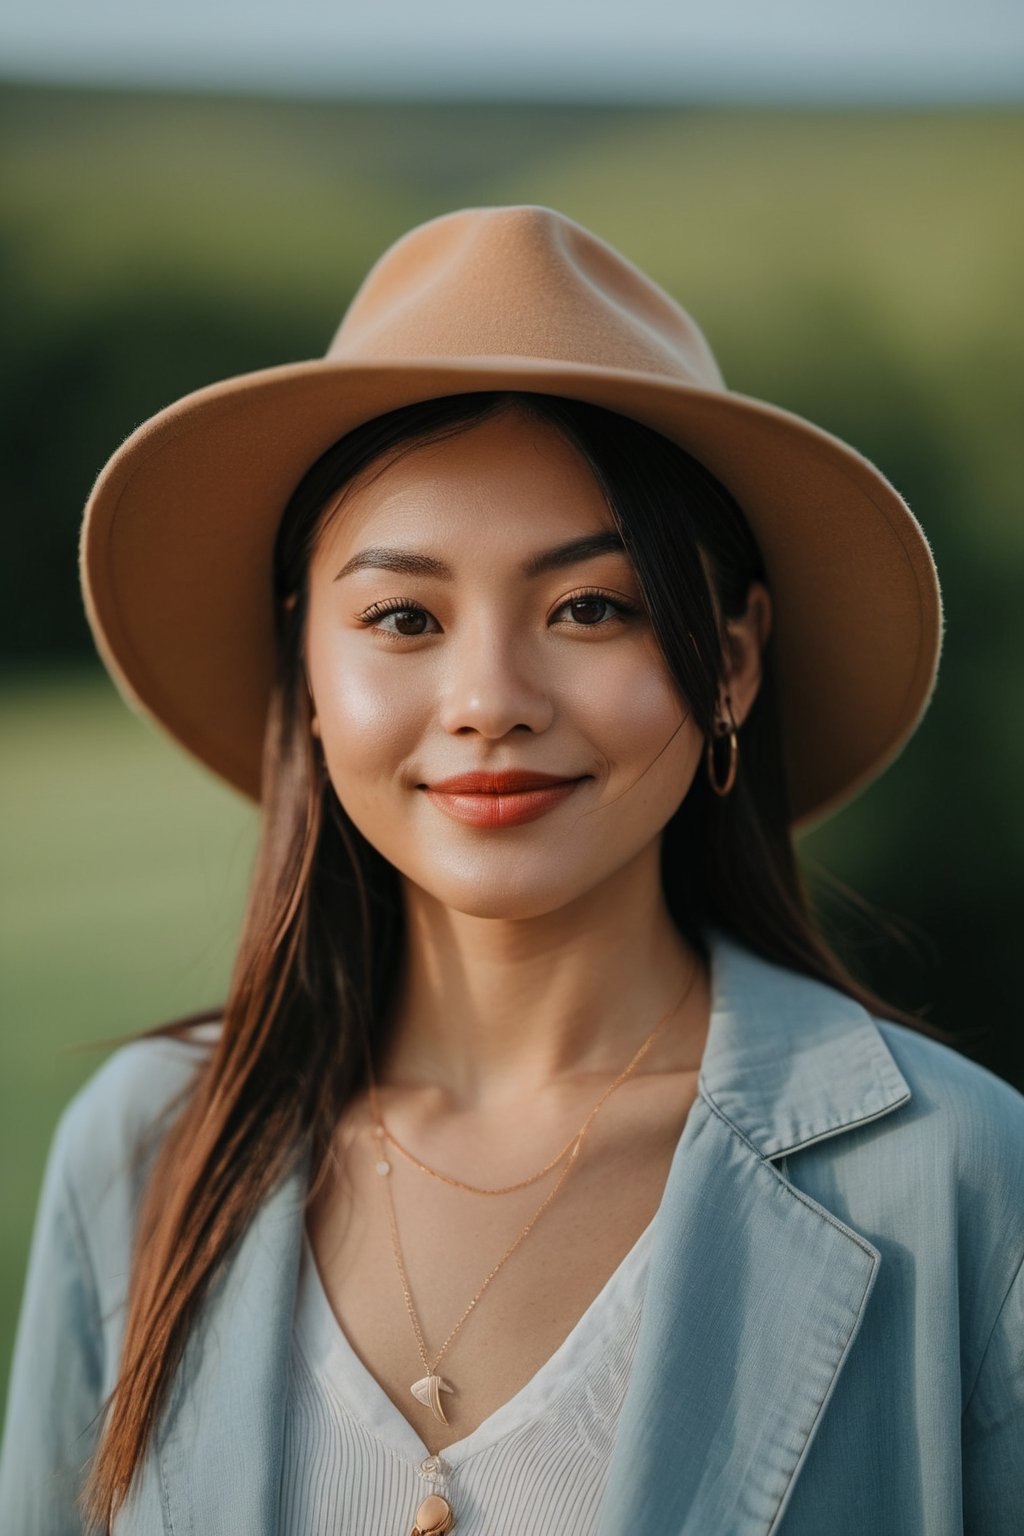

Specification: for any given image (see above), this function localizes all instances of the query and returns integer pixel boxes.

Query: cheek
[578,641,690,752]
[310,640,421,777]
[579,645,701,826]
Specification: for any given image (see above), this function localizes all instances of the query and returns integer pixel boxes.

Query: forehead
[312,410,619,566]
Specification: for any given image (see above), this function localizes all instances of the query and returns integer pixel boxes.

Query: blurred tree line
[1,81,1021,1085]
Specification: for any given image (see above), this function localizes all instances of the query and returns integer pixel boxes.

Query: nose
[437,623,555,738]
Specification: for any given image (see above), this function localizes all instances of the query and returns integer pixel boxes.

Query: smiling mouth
[420,778,586,828]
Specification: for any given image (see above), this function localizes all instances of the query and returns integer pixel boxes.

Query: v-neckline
[295,1206,658,1467]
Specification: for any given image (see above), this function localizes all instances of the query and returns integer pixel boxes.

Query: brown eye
[569,597,610,625]
[391,609,429,635]
[357,599,440,638]
[549,589,635,632]
[553,589,640,629]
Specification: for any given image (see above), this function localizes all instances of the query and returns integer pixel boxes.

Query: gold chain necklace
[367,966,698,1199]
[366,965,697,1483]
[371,1112,576,1195]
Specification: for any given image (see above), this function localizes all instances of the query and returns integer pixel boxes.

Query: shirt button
[418,1454,450,1480]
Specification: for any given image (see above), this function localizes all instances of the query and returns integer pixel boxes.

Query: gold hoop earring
[706,696,739,797]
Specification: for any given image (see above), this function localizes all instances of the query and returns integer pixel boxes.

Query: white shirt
[279,1211,657,1534]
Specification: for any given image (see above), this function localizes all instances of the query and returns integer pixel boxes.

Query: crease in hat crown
[327,205,727,389]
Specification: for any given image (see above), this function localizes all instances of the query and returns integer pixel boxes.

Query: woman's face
[303,408,708,920]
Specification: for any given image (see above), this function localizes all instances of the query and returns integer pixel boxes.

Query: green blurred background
[2,78,1022,1404]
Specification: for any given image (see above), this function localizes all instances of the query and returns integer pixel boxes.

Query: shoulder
[6,1022,222,1415]
[0,1025,221,1521]
[55,1021,220,1186]
[867,1015,1024,1303]
[872,1014,1024,1183]
[871,1019,1024,1465]
[48,1024,221,1292]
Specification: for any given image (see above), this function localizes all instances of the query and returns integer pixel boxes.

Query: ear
[719,580,773,728]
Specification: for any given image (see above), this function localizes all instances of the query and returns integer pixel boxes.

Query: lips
[427,770,581,793]
[421,770,587,828]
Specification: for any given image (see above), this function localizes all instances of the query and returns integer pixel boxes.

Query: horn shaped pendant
[410,1492,455,1534]
[411,1373,454,1424]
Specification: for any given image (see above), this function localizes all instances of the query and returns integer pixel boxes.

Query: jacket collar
[155,925,912,1536]
[697,924,912,1160]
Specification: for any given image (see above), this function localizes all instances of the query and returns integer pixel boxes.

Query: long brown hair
[76,389,955,1531]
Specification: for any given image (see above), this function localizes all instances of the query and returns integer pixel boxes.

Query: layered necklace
[363,962,699,1536]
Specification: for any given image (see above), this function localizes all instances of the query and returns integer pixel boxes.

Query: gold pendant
[410,1373,454,1424]
[410,1492,454,1534]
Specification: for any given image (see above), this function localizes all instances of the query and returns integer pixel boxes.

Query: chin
[447,891,575,921]
[405,864,593,922]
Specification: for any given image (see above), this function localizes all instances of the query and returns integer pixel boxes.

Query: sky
[2,0,1023,101]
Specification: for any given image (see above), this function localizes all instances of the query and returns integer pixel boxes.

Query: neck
[376,843,709,1112]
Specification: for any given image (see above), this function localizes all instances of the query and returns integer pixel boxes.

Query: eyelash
[355,586,643,640]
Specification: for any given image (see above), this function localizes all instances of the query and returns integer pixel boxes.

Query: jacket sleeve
[962,1248,1024,1534]
[0,1105,107,1534]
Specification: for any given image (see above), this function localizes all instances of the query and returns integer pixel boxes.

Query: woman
[1,205,1021,1536]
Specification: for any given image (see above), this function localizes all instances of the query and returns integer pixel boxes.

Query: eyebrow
[333,530,628,583]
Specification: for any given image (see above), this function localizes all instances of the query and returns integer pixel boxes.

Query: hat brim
[79,356,943,833]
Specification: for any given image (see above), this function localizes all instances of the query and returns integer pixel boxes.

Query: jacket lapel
[595,928,912,1536]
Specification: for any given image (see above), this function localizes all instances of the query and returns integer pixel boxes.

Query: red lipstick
[422,770,586,828]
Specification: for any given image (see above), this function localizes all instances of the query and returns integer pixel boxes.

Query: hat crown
[328,204,726,390]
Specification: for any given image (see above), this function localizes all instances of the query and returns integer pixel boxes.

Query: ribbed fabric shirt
[278,1212,657,1535]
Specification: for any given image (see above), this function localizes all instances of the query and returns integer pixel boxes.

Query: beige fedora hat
[79,203,943,832]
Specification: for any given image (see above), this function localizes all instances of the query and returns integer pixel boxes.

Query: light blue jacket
[2,929,1022,1534]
